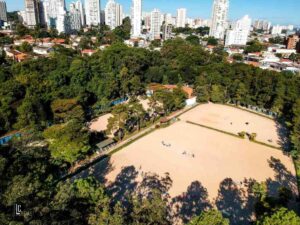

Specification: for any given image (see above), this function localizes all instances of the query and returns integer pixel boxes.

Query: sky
[5,0,300,26]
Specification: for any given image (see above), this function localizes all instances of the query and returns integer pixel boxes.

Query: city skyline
[5,0,300,26]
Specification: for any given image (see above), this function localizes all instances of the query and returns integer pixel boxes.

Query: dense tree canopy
[0,36,300,224]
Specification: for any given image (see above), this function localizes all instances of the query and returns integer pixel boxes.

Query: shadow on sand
[73,156,298,224]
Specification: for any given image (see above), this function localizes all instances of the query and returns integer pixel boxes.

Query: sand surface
[180,103,282,147]
[105,121,297,200]
[89,113,112,132]
[80,104,297,224]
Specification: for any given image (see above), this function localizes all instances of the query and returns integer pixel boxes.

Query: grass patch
[186,121,282,150]
[186,121,243,139]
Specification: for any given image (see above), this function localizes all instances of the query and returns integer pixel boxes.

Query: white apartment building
[75,0,85,26]
[225,15,251,46]
[85,0,101,26]
[176,8,186,28]
[164,13,173,25]
[0,1,7,22]
[24,0,40,27]
[150,8,161,40]
[69,3,82,31]
[272,25,283,35]
[210,0,229,39]
[131,0,142,38]
[105,0,117,29]
[105,0,123,29]
[115,3,123,27]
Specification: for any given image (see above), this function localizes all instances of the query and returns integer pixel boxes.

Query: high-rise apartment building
[105,0,123,30]
[115,3,123,27]
[105,0,116,29]
[150,8,161,40]
[225,15,251,46]
[75,0,85,26]
[163,24,172,40]
[286,35,300,50]
[164,13,173,25]
[176,8,186,28]
[271,25,283,35]
[24,0,40,27]
[253,20,271,32]
[131,0,142,38]
[0,1,7,22]
[69,3,82,31]
[210,0,229,39]
[85,0,101,26]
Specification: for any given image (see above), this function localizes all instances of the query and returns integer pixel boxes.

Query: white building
[164,13,173,25]
[85,0,101,26]
[75,0,85,26]
[0,1,7,22]
[225,15,251,46]
[131,0,142,38]
[69,3,82,31]
[115,3,123,27]
[176,8,186,28]
[150,8,161,40]
[105,0,116,29]
[272,25,283,35]
[209,0,229,39]
[105,0,123,29]
[24,0,40,27]
[43,0,67,30]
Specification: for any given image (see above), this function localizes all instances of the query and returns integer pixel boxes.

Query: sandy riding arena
[180,103,282,147]
[79,104,297,224]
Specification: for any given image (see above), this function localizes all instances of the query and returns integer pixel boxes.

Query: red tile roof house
[81,49,96,56]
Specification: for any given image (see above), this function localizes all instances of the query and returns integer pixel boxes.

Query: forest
[0,36,300,224]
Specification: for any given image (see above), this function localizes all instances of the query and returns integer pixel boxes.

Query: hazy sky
[6,0,300,25]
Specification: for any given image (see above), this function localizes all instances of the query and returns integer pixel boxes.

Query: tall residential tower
[85,0,101,26]
[0,1,7,22]
[131,0,142,38]
[210,0,229,39]
[176,8,186,28]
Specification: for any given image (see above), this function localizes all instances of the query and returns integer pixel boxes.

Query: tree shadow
[215,178,254,225]
[107,165,139,205]
[70,155,114,184]
[136,172,173,200]
[266,157,298,197]
[275,120,290,152]
[171,181,212,224]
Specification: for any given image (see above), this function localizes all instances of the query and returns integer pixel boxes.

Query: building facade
[75,0,85,26]
[286,35,300,50]
[176,8,186,28]
[0,1,7,22]
[209,0,229,39]
[131,0,142,38]
[150,8,161,40]
[85,0,101,26]
[225,15,251,46]
[69,3,82,31]
[24,0,40,27]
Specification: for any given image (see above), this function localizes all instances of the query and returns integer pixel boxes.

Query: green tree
[131,189,171,225]
[43,120,90,164]
[188,210,229,225]
[256,208,300,225]
[210,85,225,103]
[186,35,200,45]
